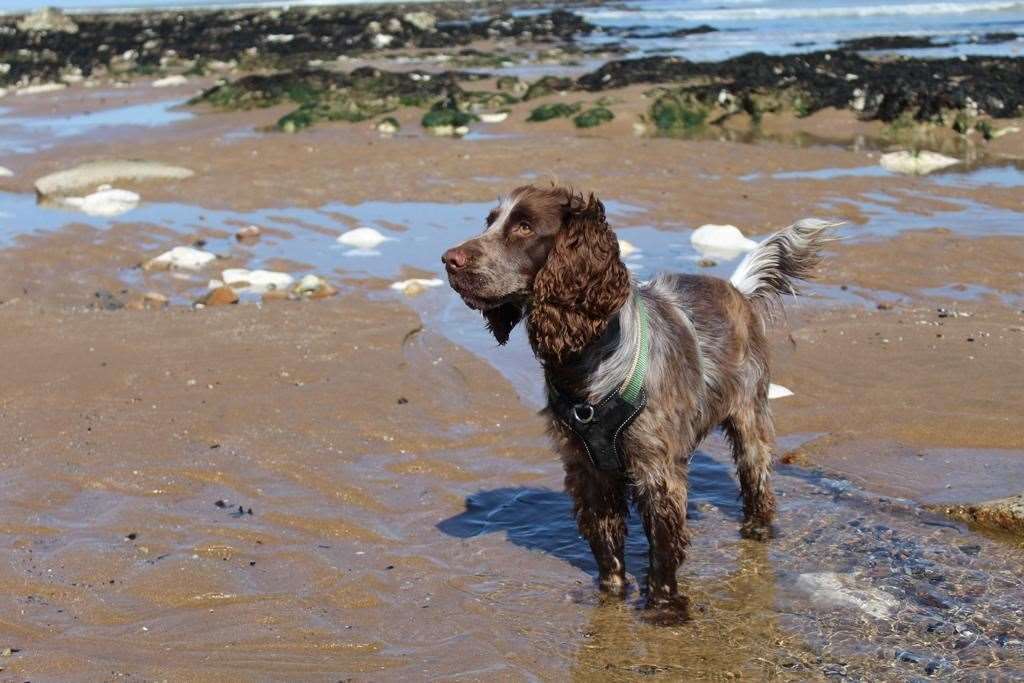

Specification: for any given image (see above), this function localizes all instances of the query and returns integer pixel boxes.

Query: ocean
[0,0,1022,61]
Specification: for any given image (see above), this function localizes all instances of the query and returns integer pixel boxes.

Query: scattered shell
[221,268,295,294]
[337,227,392,250]
[144,246,217,271]
[690,224,758,260]
[35,160,194,197]
[617,239,640,258]
[880,150,960,175]
[235,225,261,241]
[390,278,443,297]
[196,286,239,307]
[768,384,794,399]
[152,75,188,88]
[62,187,140,217]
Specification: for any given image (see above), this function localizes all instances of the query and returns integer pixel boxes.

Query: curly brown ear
[528,192,631,364]
[483,302,523,345]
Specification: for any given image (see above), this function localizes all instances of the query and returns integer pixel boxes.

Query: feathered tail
[729,219,837,318]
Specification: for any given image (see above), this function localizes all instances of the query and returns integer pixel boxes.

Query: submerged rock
[144,246,217,271]
[690,224,758,260]
[795,572,900,619]
[34,160,194,197]
[880,150,960,175]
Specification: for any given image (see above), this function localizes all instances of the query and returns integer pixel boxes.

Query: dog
[442,184,832,613]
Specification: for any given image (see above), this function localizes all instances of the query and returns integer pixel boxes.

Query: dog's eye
[514,222,534,236]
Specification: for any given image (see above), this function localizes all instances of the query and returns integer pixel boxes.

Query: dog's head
[442,185,630,362]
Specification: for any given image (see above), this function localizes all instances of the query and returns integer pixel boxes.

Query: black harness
[547,293,650,472]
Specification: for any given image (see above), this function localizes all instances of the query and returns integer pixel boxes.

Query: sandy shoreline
[1,8,1024,676]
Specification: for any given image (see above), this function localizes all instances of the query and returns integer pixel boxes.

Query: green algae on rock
[527,102,582,122]
[573,106,615,128]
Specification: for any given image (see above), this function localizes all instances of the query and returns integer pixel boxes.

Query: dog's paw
[597,575,628,599]
[640,594,691,626]
[740,519,774,542]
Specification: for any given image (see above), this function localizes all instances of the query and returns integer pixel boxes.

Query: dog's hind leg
[564,455,629,596]
[723,404,776,540]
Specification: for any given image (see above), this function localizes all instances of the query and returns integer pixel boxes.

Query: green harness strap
[618,291,650,406]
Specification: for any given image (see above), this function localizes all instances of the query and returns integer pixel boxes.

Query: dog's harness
[547,292,650,472]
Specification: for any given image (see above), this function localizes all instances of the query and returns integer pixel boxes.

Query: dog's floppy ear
[528,191,630,363]
[483,302,523,345]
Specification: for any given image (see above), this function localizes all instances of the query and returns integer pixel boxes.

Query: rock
[93,289,125,311]
[768,384,794,399]
[221,268,294,294]
[421,105,476,135]
[573,106,615,129]
[34,160,194,197]
[617,239,640,258]
[371,33,395,49]
[376,117,400,135]
[152,75,188,88]
[143,291,169,308]
[697,258,717,268]
[795,572,899,619]
[880,150,960,175]
[478,112,509,124]
[235,225,261,242]
[17,7,78,34]
[337,227,392,250]
[690,224,758,260]
[0,167,13,177]
[16,83,67,96]
[527,102,582,122]
[390,278,443,296]
[293,274,338,299]
[62,187,140,217]
[196,286,239,307]
[403,11,437,32]
[144,246,217,271]
[940,494,1024,534]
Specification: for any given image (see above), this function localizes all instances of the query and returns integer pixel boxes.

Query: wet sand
[1,68,1023,678]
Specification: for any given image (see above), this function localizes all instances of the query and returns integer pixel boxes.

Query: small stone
[144,246,216,271]
[143,292,168,308]
[390,278,443,297]
[293,274,338,299]
[152,75,188,88]
[93,289,125,311]
[196,286,239,307]
[338,227,392,250]
[376,117,400,135]
[877,302,894,310]
[697,258,717,268]
[235,225,261,242]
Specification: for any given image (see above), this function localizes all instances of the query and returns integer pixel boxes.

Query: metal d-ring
[573,404,595,424]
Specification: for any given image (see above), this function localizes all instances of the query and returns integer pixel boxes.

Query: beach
[1,1,1023,679]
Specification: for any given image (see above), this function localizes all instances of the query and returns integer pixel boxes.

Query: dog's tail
[729,219,837,319]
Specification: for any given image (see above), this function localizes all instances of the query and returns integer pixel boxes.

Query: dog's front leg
[634,463,690,616]
[563,454,628,596]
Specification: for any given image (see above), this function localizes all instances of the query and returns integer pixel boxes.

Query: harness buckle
[573,404,595,424]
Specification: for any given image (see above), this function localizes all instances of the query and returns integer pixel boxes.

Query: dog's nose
[442,247,470,271]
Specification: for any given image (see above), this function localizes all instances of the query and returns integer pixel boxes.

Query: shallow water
[0,99,192,154]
